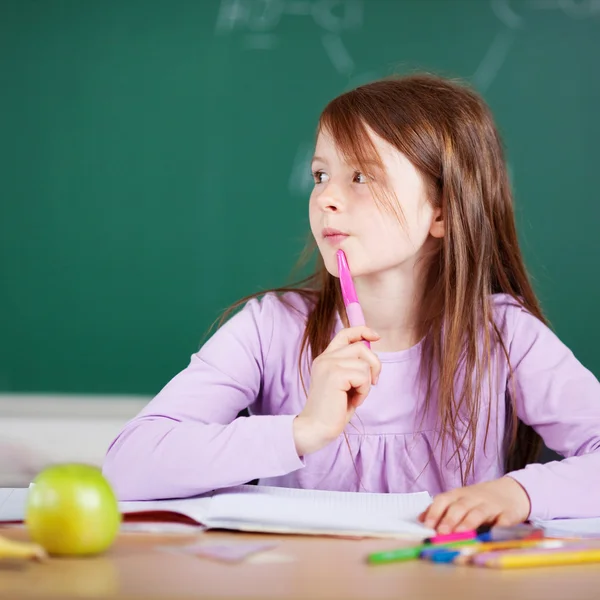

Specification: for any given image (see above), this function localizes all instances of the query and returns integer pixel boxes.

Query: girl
[103,74,600,533]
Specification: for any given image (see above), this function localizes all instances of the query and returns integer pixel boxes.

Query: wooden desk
[1,526,600,600]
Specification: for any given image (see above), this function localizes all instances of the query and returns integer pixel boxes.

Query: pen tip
[336,249,348,272]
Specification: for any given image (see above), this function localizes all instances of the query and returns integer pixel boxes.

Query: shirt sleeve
[102,295,305,501]
[504,304,600,520]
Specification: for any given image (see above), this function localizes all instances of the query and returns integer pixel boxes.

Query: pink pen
[336,249,370,349]
[426,530,478,544]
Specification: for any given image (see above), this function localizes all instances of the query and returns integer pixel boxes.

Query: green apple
[26,463,121,556]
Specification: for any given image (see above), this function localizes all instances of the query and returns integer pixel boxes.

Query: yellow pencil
[481,548,600,569]
[452,539,563,566]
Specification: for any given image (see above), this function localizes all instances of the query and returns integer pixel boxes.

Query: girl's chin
[323,261,365,279]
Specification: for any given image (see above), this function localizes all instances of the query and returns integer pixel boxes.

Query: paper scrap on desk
[159,541,278,563]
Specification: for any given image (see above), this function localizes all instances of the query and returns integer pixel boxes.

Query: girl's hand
[293,326,382,456]
[418,477,531,533]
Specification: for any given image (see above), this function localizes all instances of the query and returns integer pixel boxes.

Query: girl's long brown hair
[220,74,545,483]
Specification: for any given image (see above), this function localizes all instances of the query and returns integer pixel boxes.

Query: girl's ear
[430,207,445,238]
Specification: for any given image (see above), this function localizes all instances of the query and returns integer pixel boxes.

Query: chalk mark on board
[492,0,525,28]
[528,0,600,17]
[483,0,598,90]
[289,141,315,197]
[321,34,355,76]
[473,27,516,92]
[215,0,245,32]
[311,0,364,34]
[215,0,363,75]
[215,0,285,33]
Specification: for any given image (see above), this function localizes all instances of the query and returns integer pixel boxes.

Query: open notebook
[120,484,436,538]
[1,485,435,539]
[5,486,600,539]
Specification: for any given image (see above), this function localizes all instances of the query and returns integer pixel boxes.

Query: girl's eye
[312,170,329,184]
[311,170,371,184]
[354,171,370,184]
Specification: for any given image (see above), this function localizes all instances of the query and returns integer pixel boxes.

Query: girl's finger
[336,360,370,388]
[435,498,473,534]
[453,504,496,533]
[331,342,382,384]
[345,368,373,407]
[326,327,380,352]
[420,493,454,529]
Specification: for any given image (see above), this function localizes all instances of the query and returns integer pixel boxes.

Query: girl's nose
[318,185,345,213]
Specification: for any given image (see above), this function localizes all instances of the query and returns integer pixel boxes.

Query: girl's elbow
[102,428,158,501]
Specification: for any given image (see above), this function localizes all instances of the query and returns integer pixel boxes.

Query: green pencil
[367,539,479,564]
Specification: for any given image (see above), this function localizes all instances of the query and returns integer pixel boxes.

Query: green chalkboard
[1,0,599,395]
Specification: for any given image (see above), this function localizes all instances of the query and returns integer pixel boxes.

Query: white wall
[0,395,148,487]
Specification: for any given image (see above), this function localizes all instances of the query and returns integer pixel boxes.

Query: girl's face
[308,128,442,279]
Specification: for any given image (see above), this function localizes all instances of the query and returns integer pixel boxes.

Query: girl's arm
[102,295,304,501]
[505,304,600,520]
[419,299,600,532]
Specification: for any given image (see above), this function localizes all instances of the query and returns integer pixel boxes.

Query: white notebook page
[533,517,600,538]
[121,485,435,537]
[0,488,29,522]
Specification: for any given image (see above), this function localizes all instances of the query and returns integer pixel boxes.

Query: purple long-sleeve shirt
[103,292,600,521]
